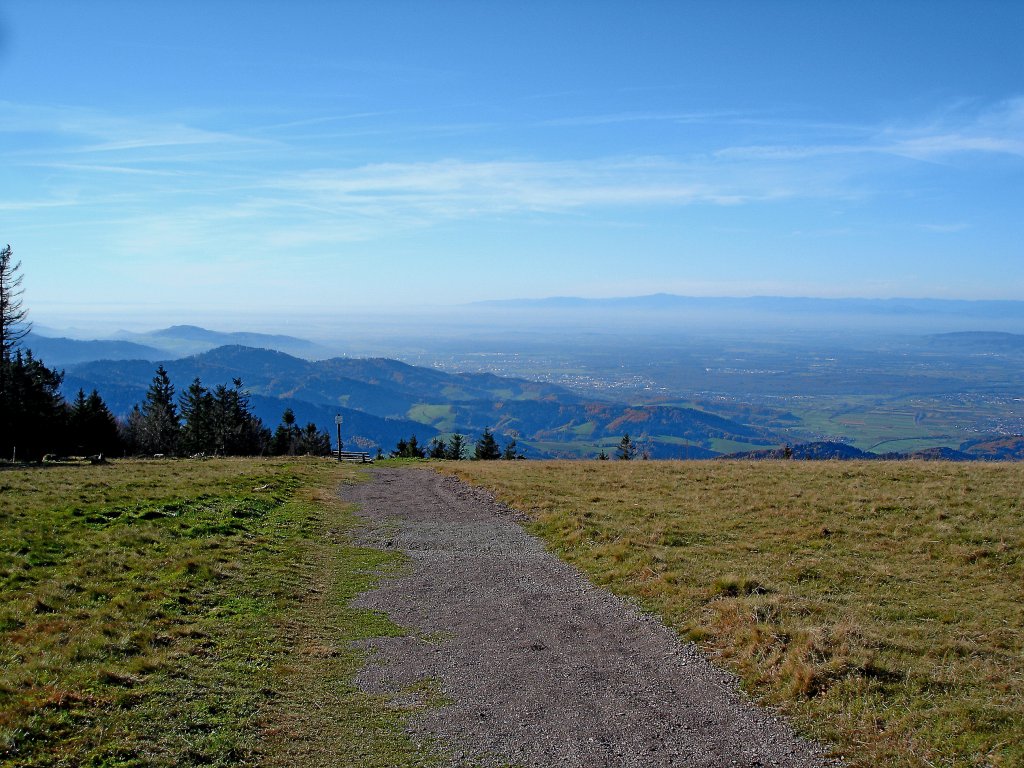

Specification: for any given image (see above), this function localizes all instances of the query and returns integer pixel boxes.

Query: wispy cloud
[919,221,970,233]
[4,96,1021,262]
[262,157,797,230]
[27,162,192,177]
[542,110,740,127]
[0,100,263,154]
[716,98,1024,162]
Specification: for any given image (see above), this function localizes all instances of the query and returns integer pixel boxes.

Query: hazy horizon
[29,292,1024,346]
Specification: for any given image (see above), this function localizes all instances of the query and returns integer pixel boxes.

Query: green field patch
[783,396,998,451]
[407,403,456,431]
[571,421,597,438]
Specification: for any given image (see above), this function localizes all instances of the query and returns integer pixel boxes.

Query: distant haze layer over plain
[33,295,1024,350]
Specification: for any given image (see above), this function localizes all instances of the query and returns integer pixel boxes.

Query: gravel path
[343,467,835,768]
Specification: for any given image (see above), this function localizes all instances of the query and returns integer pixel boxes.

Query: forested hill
[66,345,780,458]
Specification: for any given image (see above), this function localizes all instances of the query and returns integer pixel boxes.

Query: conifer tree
[272,408,301,455]
[138,365,179,455]
[0,244,31,367]
[297,422,331,456]
[179,378,215,455]
[392,434,425,458]
[445,433,466,460]
[616,433,637,461]
[68,388,121,456]
[428,437,448,458]
[474,427,501,460]
[502,437,523,460]
[0,349,65,461]
[0,248,67,461]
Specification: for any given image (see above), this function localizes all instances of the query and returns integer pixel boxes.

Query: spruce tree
[179,378,215,455]
[445,433,466,460]
[297,422,331,456]
[1,349,65,461]
[0,244,31,367]
[139,365,179,455]
[272,408,301,455]
[474,427,501,460]
[391,434,426,458]
[502,437,522,460]
[616,433,636,461]
[68,388,121,456]
[428,437,448,458]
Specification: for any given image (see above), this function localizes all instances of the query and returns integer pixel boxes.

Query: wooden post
[335,414,343,461]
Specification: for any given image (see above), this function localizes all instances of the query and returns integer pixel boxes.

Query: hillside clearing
[444,460,1024,768]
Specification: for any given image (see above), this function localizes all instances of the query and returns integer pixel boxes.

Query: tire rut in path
[343,467,834,768]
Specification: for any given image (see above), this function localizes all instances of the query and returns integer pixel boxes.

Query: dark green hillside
[316,356,576,403]
[68,346,781,457]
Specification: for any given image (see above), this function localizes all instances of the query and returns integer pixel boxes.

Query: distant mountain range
[63,345,780,458]
[475,294,1024,318]
[28,325,332,367]
[25,333,165,366]
[124,325,332,358]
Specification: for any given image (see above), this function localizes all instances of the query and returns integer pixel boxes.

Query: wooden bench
[336,450,373,463]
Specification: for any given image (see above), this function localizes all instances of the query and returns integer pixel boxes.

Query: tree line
[0,246,331,461]
[390,427,523,460]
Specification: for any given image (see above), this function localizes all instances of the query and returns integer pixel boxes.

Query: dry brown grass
[443,460,1024,768]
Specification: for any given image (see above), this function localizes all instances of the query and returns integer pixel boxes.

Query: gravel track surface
[343,467,834,768]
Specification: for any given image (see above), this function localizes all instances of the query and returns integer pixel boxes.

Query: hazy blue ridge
[24,333,165,366]
[110,325,333,360]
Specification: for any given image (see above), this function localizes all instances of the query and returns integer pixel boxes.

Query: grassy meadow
[445,460,1023,768]
[0,458,440,768]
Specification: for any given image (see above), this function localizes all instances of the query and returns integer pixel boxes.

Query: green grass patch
[444,460,1024,768]
[406,404,456,430]
[0,458,442,767]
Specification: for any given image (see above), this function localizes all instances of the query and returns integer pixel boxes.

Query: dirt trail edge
[343,467,836,768]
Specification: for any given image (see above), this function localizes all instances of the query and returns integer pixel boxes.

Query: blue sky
[1,1,1022,326]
